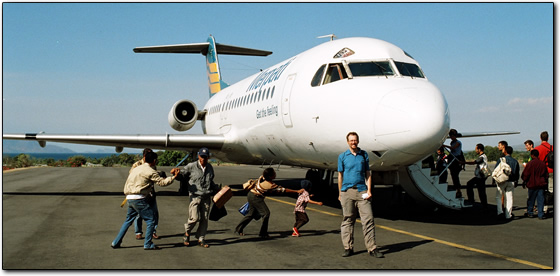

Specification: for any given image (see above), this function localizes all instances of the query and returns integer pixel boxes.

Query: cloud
[507,96,553,106]
[476,96,552,113]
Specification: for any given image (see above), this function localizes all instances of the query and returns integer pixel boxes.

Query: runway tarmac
[2,164,554,269]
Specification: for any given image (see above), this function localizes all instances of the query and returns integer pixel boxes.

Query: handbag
[481,166,491,178]
[238,202,250,216]
[209,204,227,221]
[242,179,256,190]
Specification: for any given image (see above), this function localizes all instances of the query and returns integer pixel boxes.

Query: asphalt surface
[2,164,554,270]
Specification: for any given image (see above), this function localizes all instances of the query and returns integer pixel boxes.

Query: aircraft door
[281,74,296,127]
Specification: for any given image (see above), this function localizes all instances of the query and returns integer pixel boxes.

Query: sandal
[198,240,209,248]
[234,231,244,236]
[183,234,190,246]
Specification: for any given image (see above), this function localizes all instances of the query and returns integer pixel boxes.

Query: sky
[2,2,555,153]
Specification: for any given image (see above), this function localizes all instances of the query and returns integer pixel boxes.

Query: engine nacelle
[168,100,198,132]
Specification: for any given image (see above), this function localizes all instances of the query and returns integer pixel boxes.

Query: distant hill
[2,140,75,153]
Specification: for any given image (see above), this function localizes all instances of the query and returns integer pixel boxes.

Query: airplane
[3,35,519,210]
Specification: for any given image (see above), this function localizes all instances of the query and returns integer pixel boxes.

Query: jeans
[112,198,157,249]
[135,198,159,235]
[527,188,545,218]
[466,177,488,207]
[340,188,377,252]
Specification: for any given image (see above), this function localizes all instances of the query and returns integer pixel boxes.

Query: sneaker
[292,227,300,237]
[369,248,384,258]
[342,249,353,257]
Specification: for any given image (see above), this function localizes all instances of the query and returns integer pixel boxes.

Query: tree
[14,154,32,168]
[118,153,138,166]
[68,155,87,167]
[101,154,120,167]
[157,150,190,166]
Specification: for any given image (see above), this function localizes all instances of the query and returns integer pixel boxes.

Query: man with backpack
[535,131,553,192]
[493,146,520,221]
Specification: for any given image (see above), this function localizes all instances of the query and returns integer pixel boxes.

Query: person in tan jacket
[127,148,162,240]
[111,151,178,250]
[234,168,303,239]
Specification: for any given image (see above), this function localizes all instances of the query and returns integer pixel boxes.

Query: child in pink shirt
[292,180,323,237]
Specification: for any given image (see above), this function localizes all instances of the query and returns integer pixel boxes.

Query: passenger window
[311,65,326,87]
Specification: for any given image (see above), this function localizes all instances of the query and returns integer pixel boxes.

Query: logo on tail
[206,36,228,96]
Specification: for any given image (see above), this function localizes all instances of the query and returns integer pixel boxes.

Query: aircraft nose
[374,84,449,155]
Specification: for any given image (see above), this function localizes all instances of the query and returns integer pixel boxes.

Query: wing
[455,131,520,138]
[2,133,225,152]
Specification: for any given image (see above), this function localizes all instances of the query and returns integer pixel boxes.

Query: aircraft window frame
[347,61,395,78]
[322,63,348,85]
[311,64,327,87]
[393,61,425,78]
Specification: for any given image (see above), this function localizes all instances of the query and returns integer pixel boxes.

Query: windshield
[394,62,425,78]
[347,61,395,77]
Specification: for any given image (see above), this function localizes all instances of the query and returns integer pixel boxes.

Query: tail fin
[205,36,228,97]
[133,36,272,98]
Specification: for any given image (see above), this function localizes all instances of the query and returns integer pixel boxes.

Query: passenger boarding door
[281,74,296,128]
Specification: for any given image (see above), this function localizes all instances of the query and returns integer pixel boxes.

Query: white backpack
[492,157,512,184]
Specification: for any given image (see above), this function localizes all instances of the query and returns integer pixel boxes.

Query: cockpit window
[347,62,395,77]
[323,63,348,84]
[311,64,326,87]
[394,62,425,78]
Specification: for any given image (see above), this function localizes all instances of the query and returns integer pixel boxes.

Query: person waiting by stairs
[462,143,489,209]
[435,146,449,184]
[444,129,464,198]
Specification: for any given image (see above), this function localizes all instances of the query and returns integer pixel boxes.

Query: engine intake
[168,100,198,131]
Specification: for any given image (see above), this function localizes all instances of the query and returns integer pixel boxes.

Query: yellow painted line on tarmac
[267,196,552,270]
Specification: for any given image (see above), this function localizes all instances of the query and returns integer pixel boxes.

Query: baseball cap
[198,147,210,157]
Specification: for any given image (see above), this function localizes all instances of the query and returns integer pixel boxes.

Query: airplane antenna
[317,34,336,41]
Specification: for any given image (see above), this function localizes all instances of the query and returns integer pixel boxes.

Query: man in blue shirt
[338,132,383,258]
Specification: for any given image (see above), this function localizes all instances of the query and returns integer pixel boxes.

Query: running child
[292,180,323,237]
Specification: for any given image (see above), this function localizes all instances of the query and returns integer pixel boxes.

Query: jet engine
[168,100,198,132]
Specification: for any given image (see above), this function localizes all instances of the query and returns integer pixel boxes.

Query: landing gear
[306,169,337,203]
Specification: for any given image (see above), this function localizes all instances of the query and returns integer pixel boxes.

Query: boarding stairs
[398,156,471,210]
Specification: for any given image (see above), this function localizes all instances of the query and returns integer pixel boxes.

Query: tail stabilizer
[205,35,228,96]
[134,35,272,97]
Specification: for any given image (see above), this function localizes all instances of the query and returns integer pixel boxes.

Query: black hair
[143,148,153,157]
[505,146,513,155]
[145,151,158,164]
[476,143,484,151]
[262,168,276,182]
[541,131,549,142]
[531,149,540,158]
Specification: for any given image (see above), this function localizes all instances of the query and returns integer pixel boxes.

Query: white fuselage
[202,37,450,171]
